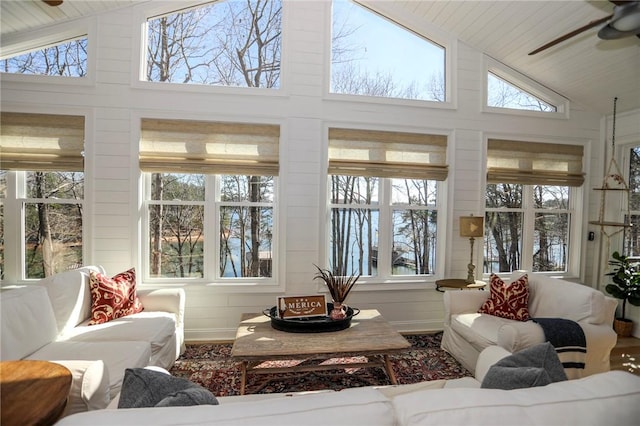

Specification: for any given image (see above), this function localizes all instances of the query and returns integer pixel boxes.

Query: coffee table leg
[239,361,247,395]
[383,355,398,385]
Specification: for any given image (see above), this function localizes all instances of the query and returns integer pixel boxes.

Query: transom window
[145,0,281,88]
[331,0,446,102]
[1,36,88,77]
[487,72,556,112]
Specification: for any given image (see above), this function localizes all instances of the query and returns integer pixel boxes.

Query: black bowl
[263,303,359,333]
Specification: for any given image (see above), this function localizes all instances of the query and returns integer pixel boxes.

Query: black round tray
[263,303,359,333]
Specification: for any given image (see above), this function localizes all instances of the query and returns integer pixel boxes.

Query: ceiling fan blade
[528,14,612,55]
[42,0,63,6]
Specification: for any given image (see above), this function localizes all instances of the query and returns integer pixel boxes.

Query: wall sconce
[460,215,484,283]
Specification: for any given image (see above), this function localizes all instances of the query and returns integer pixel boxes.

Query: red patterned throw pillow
[478,273,530,321]
[88,268,143,325]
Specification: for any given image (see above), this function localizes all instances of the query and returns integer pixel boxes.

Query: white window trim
[482,56,569,119]
[0,18,97,87]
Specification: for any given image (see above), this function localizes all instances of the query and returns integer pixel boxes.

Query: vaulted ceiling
[1,0,639,115]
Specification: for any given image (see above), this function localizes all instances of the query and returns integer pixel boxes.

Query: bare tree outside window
[144,0,280,281]
[146,0,281,88]
[23,172,84,278]
[487,73,556,112]
[1,38,88,77]
[331,0,445,102]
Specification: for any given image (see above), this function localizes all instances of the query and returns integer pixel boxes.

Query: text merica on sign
[277,295,328,319]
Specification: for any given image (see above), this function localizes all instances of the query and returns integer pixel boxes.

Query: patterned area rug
[169,332,471,396]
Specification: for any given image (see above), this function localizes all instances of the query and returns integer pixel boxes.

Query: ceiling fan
[42,1,63,6]
[529,0,640,55]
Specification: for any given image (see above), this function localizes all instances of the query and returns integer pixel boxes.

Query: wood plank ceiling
[1,0,639,115]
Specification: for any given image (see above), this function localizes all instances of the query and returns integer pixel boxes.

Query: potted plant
[313,265,360,320]
[606,251,640,337]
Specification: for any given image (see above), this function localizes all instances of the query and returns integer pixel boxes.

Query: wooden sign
[277,295,327,319]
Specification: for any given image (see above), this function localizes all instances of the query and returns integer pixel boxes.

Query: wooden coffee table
[231,309,411,395]
[1,360,72,426]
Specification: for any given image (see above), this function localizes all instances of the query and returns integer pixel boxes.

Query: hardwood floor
[610,336,640,376]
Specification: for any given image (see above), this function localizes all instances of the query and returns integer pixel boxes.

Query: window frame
[133,0,286,95]
[321,126,448,291]
[140,172,280,287]
[326,0,457,110]
[1,171,86,282]
[482,56,569,119]
[483,183,580,276]
[0,19,96,86]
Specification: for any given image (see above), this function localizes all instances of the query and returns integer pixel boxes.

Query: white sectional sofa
[56,346,640,426]
[0,266,185,416]
[441,273,618,377]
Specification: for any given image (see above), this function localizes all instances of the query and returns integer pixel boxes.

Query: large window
[140,119,279,282]
[1,37,88,77]
[0,112,85,280]
[331,0,445,102]
[484,139,584,274]
[327,128,447,279]
[145,0,281,88]
[624,146,640,255]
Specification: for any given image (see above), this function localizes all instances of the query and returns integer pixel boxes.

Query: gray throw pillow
[481,342,567,390]
[118,368,219,408]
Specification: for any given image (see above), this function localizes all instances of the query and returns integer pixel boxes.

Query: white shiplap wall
[2,0,626,341]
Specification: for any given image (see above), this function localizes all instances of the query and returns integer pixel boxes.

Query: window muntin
[145,0,282,88]
[145,173,275,280]
[487,72,556,112]
[331,0,445,101]
[485,184,571,273]
[1,37,88,77]
[329,175,439,277]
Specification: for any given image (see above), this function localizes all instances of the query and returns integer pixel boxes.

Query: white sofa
[441,273,618,377]
[55,346,640,426]
[0,265,185,417]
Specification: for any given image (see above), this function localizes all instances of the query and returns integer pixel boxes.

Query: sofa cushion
[56,386,396,426]
[52,360,111,416]
[118,368,218,408]
[527,274,606,324]
[27,340,151,398]
[89,268,143,325]
[392,371,640,426]
[0,286,58,360]
[478,274,530,321]
[63,311,177,358]
[450,313,511,350]
[38,266,104,335]
[481,342,567,390]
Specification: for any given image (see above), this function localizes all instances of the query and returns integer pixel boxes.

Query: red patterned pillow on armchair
[478,273,530,321]
[88,268,143,325]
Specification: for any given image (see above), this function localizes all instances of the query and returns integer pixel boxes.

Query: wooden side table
[1,360,72,426]
[436,278,486,292]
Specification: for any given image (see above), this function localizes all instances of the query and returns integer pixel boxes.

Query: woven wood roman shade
[487,139,584,186]
[328,128,448,180]
[140,118,280,175]
[0,112,85,171]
